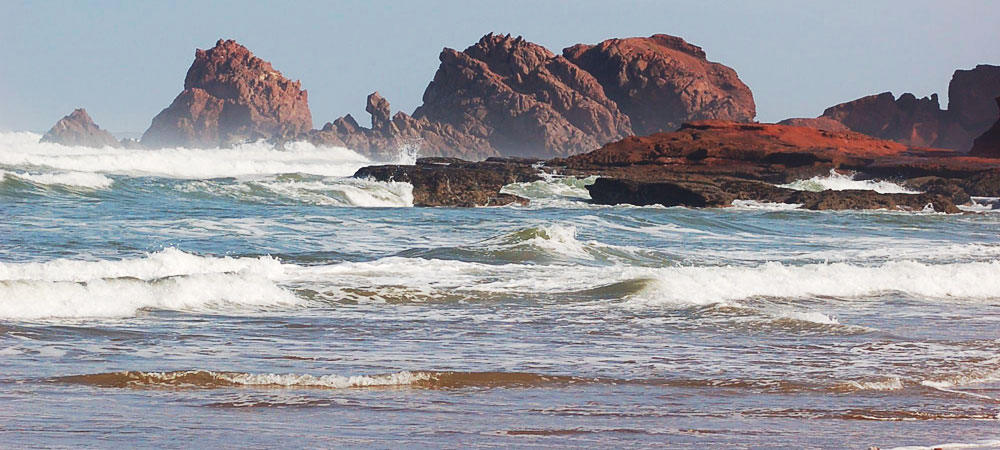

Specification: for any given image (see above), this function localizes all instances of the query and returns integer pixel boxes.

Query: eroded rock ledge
[355,120,1000,210]
[355,157,541,207]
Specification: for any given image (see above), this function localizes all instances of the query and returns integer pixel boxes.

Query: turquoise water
[2,132,1000,449]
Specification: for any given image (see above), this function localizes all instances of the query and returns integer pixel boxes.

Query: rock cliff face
[560,120,909,176]
[308,92,496,161]
[142,39,312,148]
[40,109,121,148]
[970,97,1000,157]
[354,157,541,206]
[324,33,755,159]
[819,92,957,148]
[776,117,848,132]
[782,65,1000,152]
[413,33,633,158]
[562,34,756,136]
[549,120,1000,212]
[949,65,1000,135]
[351,119,1000,210]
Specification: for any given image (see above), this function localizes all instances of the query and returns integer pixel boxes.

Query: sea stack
[40,108,121,148]
[141,39,312,148]
[323,33,757,159]
[781,64,1000,151]
[562,34,757,135]
[969,97,1000,157]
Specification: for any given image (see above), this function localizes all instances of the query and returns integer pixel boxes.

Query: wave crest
[54,370,589,390]
[0,249,296,319]
[779,169,918,194]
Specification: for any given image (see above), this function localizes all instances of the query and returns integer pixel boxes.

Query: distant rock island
[35,34,1000,211]
[41,35,1000,161]
[41,109,121,148]
[781,65,1000,152]
[41,34,757,159]
[312,33,756,159]
[141,39,312,148]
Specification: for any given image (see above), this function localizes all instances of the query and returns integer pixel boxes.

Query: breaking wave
[779,169,919,194]
[1,169,114,189]
[54,370,589,390]
[0,132,373,179]
[0,131,416,206]
[5,241,1000,319]
[0,249,296,319]
[176,176,414,207]
[631,260,1000,306]
[500,174,595,207]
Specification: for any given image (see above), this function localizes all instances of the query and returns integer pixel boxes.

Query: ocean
[1,131,999,449]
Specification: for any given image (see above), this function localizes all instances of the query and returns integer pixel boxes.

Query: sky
[1,0,998,133]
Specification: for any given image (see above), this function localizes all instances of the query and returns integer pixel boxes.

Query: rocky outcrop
[551,120,1000,209]
[776,117,848,132]
[558,120,911,183]
[563,34,756,136]
[142,39,312,148]
[308,92,497,161]
[969,97,1000,157]
[352,119,1000,209]
[354,157,541,206]
[586,176,960,212]
[411,33,632,158]
[783,65,1000,152]
[949,65,1000,136]
[327,33,756,160]
[40,109,121,148]
[818,92,958,148]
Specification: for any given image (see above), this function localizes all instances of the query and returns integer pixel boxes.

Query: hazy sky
[1,0,998,133]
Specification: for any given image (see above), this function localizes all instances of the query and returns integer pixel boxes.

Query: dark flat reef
[40,35,1000,210]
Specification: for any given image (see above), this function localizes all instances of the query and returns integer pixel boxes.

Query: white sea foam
[775,310,840,325]
[730,199,803,210]
[960,197,1000,212]
[0,249,296,319]
[632,260,1000,306]
[6,247,1000,319]
[0,131,376,179]
[179,177,414,207]
[919,363,1000,401]
[110,369,434,388]
[508,224,594,260]
[843,376,904,391]
[1,169,114,189]
[500,175,595,207]
[779,169,919,194]
[887,440,1000,450]
[0,248,283,282]
[292,253,1000,306]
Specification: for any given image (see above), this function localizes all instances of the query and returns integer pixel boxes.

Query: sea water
[1,132,999,449]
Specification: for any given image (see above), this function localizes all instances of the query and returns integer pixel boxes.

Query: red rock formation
[411,33,633,158]
[563,120,910,170]
[818,92,958,148]
[309,92,497,161]
[949,65,1000,144]
[325,33,757,159]
[776,117,848,132]
[548,120,1000,211]
[40,109,121,148]
[970,97,1000,157]
[786,65,1000,151]
[142,39,312,148]
[563,34,756,136]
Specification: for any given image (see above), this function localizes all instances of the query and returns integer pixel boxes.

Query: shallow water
[2,132,999,449]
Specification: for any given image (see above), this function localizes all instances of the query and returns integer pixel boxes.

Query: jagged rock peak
[141,39,312,148]
[40,108,121,148]
[366,92,392,131]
